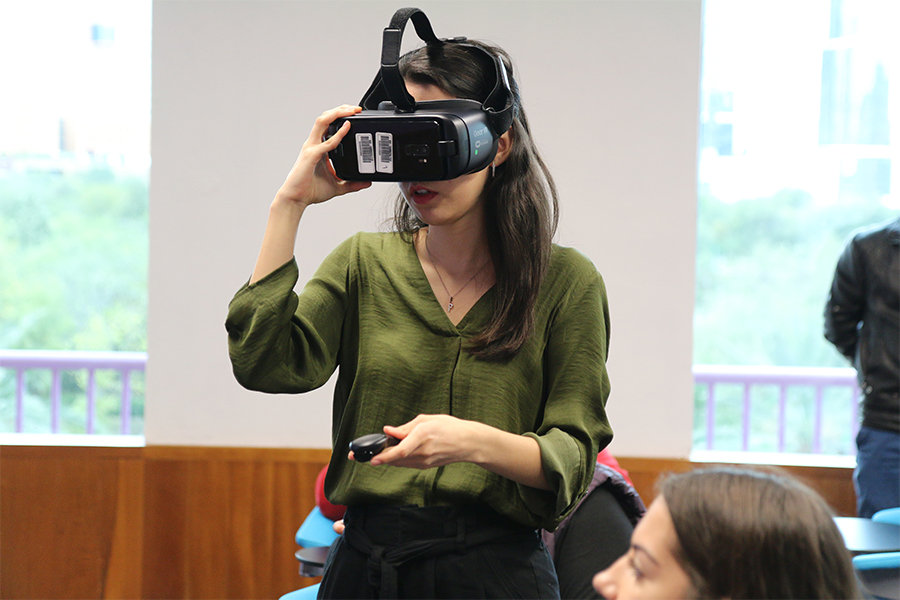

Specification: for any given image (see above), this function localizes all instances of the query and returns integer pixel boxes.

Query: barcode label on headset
[376,132,393,173]
[355,133,375,174]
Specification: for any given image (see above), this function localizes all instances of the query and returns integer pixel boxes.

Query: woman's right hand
[275,105,372,208]
[249,106,371,284]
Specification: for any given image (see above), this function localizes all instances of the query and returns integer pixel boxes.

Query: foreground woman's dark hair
[661,467,860,599]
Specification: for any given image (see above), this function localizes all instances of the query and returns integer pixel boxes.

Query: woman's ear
[492,129,514,167]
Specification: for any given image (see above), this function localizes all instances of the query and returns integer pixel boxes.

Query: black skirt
[318,504,560,599]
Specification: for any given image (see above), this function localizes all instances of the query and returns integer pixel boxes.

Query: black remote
[349,433,399,462]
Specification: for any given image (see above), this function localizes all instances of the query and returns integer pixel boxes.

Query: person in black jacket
[824,216,900,518]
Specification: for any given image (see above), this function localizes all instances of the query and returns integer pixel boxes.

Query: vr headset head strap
[481,52,515,134]
[360,7,517,134]
[361,7,438,113]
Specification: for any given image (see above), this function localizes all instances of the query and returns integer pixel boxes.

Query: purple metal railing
[693,364,861,454]
[0,352,861,449]
[0,349,147,435]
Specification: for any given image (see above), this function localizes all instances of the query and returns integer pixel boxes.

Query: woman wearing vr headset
[227,35,611,599]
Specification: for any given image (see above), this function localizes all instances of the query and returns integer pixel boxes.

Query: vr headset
[326,7,517,182]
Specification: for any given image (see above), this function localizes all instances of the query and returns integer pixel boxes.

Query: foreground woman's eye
[628,557,645,581]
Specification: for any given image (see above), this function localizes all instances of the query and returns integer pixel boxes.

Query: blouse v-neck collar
[398,231,495,334]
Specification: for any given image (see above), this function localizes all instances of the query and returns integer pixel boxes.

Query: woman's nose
[593,555,625,599]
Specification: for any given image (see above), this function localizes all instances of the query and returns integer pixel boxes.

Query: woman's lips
[408,184,438,204]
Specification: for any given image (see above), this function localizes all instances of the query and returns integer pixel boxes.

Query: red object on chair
[597,448,634,487]
[315,465,347,521]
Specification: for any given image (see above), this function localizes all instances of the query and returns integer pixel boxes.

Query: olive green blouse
[226,232,612,530]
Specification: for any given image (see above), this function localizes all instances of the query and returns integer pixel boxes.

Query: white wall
[147,0,701,457]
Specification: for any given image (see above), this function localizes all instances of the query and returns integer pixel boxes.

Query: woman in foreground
[593,467,859,600]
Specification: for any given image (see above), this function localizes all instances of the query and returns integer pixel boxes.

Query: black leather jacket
[825,217,900,433]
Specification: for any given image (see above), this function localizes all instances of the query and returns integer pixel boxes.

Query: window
[693,0,896,456]
[0,1,151,436]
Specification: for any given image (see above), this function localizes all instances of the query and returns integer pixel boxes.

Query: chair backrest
[279,582,320,600]
[295,506,340,548]
[873,507,900,526]
[853,552,900,571]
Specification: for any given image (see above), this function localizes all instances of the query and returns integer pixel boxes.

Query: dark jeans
[855,425,900,518]
[318,504,560,599]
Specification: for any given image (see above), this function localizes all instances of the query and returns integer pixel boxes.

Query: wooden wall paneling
[615,457,693,506]
[103,457,145,599]
[0,446,142,600]
[227,458,312,600]
[140,447,331,600]
[1,446,853,600]
[187,457,231,599]
[686,462,857,517]
[774,464,857,517]
[141,455,188,599]
[615,456,856,517]
[228,460,272,600]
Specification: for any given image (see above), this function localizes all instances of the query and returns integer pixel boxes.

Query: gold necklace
[424,232,490,312]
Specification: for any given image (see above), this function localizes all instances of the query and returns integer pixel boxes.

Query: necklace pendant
[447,297,454,312]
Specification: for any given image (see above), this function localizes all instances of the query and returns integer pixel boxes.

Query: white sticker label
[376,132,393,174]
[355,133,375,174]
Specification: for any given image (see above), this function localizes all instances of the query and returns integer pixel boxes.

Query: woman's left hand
[347,414,551,490]
[370,414,478,469]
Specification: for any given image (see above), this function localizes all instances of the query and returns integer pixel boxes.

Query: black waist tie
[340,504,539,599]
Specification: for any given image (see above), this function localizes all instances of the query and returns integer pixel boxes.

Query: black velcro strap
[482,53,515,133]
[359,7,517,134]
[375,8,440,112]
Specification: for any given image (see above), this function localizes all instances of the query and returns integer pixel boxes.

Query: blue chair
[279,583,320,600]
[873,508,900,526]
[853,552,900,600]
[279,506,338,600]
[849,508,900,599]
[295,505,339,548]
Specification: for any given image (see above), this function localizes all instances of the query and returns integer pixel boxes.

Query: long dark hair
[660,467,859,600]
[393,40,559,361]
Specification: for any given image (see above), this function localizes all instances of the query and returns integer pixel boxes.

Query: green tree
[0,164,148,434]
[693,189,896,454]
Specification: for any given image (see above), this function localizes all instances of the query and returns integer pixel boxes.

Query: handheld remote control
[349,433,399,462]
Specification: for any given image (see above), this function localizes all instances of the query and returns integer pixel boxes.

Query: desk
[295,546,330,577]
[834,517,900,554]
